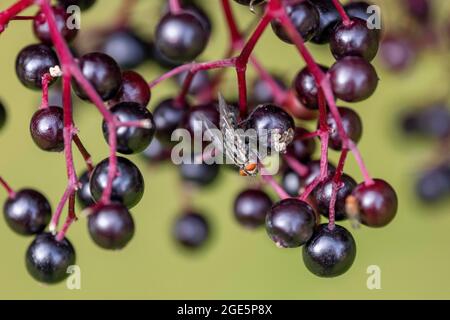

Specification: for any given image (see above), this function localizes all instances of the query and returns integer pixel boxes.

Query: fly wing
[191,111,224,156]
[218,93,239,130]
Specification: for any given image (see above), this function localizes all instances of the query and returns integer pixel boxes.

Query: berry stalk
[0,176,16,198]
[331,0,352,26]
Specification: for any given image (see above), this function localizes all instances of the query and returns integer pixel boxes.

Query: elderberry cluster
[0,0,400,285]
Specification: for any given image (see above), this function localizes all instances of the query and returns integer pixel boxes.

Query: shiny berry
[26,232,76,284]
[251,75,287,105]
[286,127,317,163]
[90,157,144,209]
[329,56,378,102]
[282,169,303,197]
[303,224,356,277]
[155,12,210,63]
[416,164,450,203]
[154,98,188,142]
[313,174,357,221]
[180,160,220,186]
[379,34,417,72]
[271,1,319,43]
[351,179,398,227]
[330,18,379,61]
[100,29,149,69]
[176,70,211,96]
[76,171,95,209]
[15,44,59,89]
[266,198,316,248]
[245,104,295,153]
[73,52,122,101]
[326,107,363,150]
[33,6,78,45]
[103,102,155,154]
[304,160,336,186]
[142,137,171,163]
[3,189,51,235]
[173,212,209,249]
[344,1,382,40]
[111,71,151,107]
[183,102,220,138]
[30,106,64,152]
[311,0,341,44]
[57,0,96,10]
[88,203,135,250]
[234,189,273,229]
[293,65,329,110]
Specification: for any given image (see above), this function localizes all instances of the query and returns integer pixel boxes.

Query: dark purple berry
[173,212,209,249]
[154,98,189,142]
[155,12,210,63]
[304,160,336,186]
[282,169,303,197]
[183,102,220,138]
[111,71,151,107]
[102,102,155,154]
[271,1,319,43]
[0,100,7,130]
[344,1,382,40]
[326,107,363,150]
[234,189,273,228]
[286,127,317,163]
[90,157,144,209]
[180,160,220,186]
[73,52,122,101]
[351,179,398,227]
[100,29,149,69]
[3,189,51,235]
[310,0,341,44]
[403,0,431,24]
[245,104,295,153]
[330,18,379,61]
[88,203,135,250]
[329,56,378,102]
[26,232,76,284]
[266,198,316,248]
[15,44,59,89]
[142,137,171,162]
[76,171,95,209]
[313,174,357,221]
[293,65,329,110]
[416,164,450,203]
[57,0,96,11]
[176,70,210,95]
[303,224,356,277]
[251,75,287,105]
[379,34,417,72]
[30,106,64,152]
[33,6,78,45]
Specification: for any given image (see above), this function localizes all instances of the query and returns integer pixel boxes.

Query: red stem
[56,193,76,241]
[0,0,34,33]
[261,172,290,200]
[10,15,35,20]
[283,154,309,177]
[0,176,16,198]
[221,0,242,44]
[331,0,352,26]
[169,0,182,14]
[73,134,94,173]
[328,149,348,230]
[40,73,52,109]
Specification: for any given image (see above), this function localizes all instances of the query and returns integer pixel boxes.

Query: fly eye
[245,163,257,172]
[239,169,248,176]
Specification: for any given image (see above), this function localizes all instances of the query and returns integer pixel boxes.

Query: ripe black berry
[326,107,363,150]
[330,18,379,61]
[245,104,295,153]
[303,224,356,277]
[234,189,273,228]
[30,106,64,152]
[282,169,303,197]
[88,203,135,250]
[344,1,382,40]
[0,100,7,131]
[304,160,336,186]
[3,189,51,235]
[100,30,149,69]
[251,75,287,105]
[329,56,378,102]
[416,164,450,203]
[103,102,155,154]
[180,160,220,187]
[142,137,171,163]
[173,212,209,249]
[293,65,329,110]
[310,0,341,44]
[183,102,220,139]
[176,70,211,96]
[76,170,95,209]
[379,34,417,72]
[266,198,316,248]
[312,174,357,221]
[286,127,317,163]
[57,0,96,11]
[154,98,188,142]
[400,104,450,139]
[73,52,122,101]
[111,71,151,107]
[33,6,78,45]
[90,157,144,209]
[26,232,76,284]
[155,12,210,63]
[351,179,398,227]
[271,1,319,44]
[15,44,59,89]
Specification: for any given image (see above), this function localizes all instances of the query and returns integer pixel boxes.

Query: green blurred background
[0,0,449,299]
